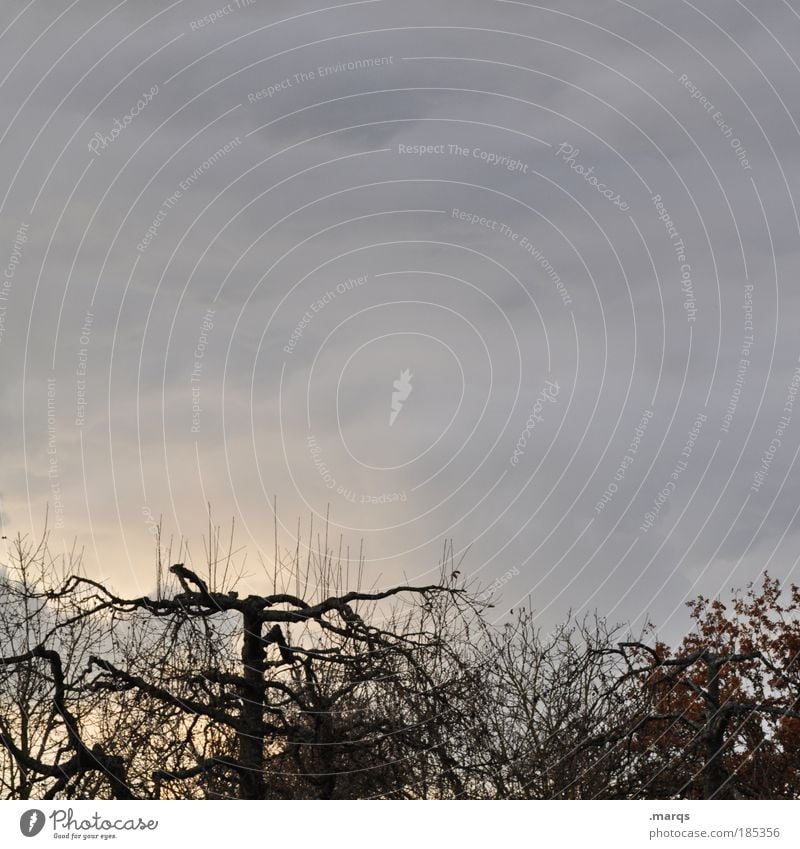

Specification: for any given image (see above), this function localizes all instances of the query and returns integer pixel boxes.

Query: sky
[1,0,800,639]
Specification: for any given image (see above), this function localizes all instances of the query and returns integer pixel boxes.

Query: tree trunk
[702,725,728,799]
[238,606,265,799]
[701,658,729,799]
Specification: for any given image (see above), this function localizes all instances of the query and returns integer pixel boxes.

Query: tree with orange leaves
[609,574,800,798]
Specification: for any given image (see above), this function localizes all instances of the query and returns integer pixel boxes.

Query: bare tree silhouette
[3,526,800,800]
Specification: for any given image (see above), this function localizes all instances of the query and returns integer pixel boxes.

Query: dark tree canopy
[2,528,799,800]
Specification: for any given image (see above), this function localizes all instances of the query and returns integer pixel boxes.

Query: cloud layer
[1,0,799,638]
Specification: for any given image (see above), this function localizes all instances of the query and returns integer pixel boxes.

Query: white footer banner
[1,801,797,848]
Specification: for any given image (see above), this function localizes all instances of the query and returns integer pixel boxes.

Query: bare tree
[4,524,800,800]
[464,606,649,799]
[1,525,487,800]
[0,531,129,799]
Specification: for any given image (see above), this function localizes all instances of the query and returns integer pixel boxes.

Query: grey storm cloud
[1,0,800,639]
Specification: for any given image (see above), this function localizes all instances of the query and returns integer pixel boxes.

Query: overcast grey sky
[1,0,800,637]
